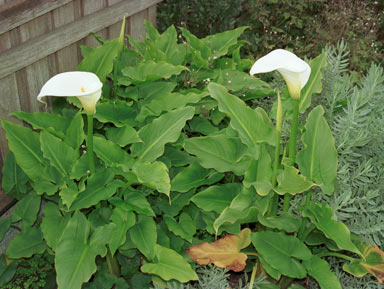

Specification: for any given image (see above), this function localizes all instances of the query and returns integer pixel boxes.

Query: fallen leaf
[186,228,251,272]
[343,244,384,283]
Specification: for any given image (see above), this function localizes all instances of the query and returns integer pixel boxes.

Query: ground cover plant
[1,21,384,289]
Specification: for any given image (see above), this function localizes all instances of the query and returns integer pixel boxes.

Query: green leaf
[184,135,249,175]
[299,53,328,113]
[78,39,120,82]
[2,152,28,195]
[297,106,337,195]
[137,81,177,102]
[7,227,46,258]
[129,215,157,260]
[304,230,339,251]
[257,213,301,233]
[215,69,273,96]
[161,145,194,167]
[70,169,121,210]
[109,208,135,256]
[40,130,77,176]
[252,231,311,279]
[60,181,79,209]
[88,207,112,229]
[93,136,132,171]
[164,213,196,243]
[56,211,115,289]
[11,194,41,227]
[82,263,129,289]
[144,20,160,40]
[32,180,60,196]
[155,191,194,217]
[243,145,273,196]
[303,255,342,289]
[110,190,155,217]
[106,125,141,147]
[94,100,136,127]
[141,244,198,282]
[136,91,205,122]
[180,27,210,68]
[202,211,240,236]
[288,285,305,289]
[12,111,70,138]
[0,219,10,242]
[214,188,269,234]
[208,83,275,155]
[202,27,248,58]
[275,165,314,195]
[191,183,242,213]
[122,61,188,83]
[0,255,18,286]
[188,117,219,135]
[64,112,84,151]
[132,107,195,162]
[2,121,47,181]
[132,161,170,198]
[41,202,70,251]
[70,154,89,180]
[171,162,224,193]
[154,25,186,65]
[302,203,360,255]
[258,254,281,281]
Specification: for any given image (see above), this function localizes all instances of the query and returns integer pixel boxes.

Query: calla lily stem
[106,250,121,277]
[269,140,280,216]
[87,114,95,174]
[283,98,300,213]
[249,263,258,289]
[269,91,282,217]
[316,252,355,262]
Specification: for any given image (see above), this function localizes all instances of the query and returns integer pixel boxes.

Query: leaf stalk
[87,114,95,174]
[283,98,300,213]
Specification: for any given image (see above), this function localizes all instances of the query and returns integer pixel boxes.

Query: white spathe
[37,71,103,114]
[250,49,311,99]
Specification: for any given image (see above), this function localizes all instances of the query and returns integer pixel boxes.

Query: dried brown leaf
[186,228,251,272]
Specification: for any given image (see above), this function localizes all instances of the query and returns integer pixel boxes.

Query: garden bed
[1,17,384,289]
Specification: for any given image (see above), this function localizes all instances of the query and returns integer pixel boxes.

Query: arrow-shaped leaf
[302,203,360,255]
[297,106,337,195]
[132,106,195,162]
[142,244,198,282]
[184,134,249,175]
[208,83,275,155]
[252,231,312,279]
[56,211,115,289]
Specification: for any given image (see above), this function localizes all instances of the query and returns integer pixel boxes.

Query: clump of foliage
[152,265,279,289]
[0,254,53,289]
[157,0,384,70]
[319,43,384,246]
[1,21,384,289]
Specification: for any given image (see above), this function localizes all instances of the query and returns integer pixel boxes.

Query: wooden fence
[0,0,162,212]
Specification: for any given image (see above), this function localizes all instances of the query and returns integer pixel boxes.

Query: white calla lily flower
[250,49,311,99]
[37,71,103,114]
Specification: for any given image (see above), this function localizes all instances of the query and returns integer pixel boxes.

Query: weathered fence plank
[0,0,162,79]
[0,0,72,35]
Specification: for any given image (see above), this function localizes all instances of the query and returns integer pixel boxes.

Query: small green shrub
[0,254,53,289]
[157,0,384,71]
